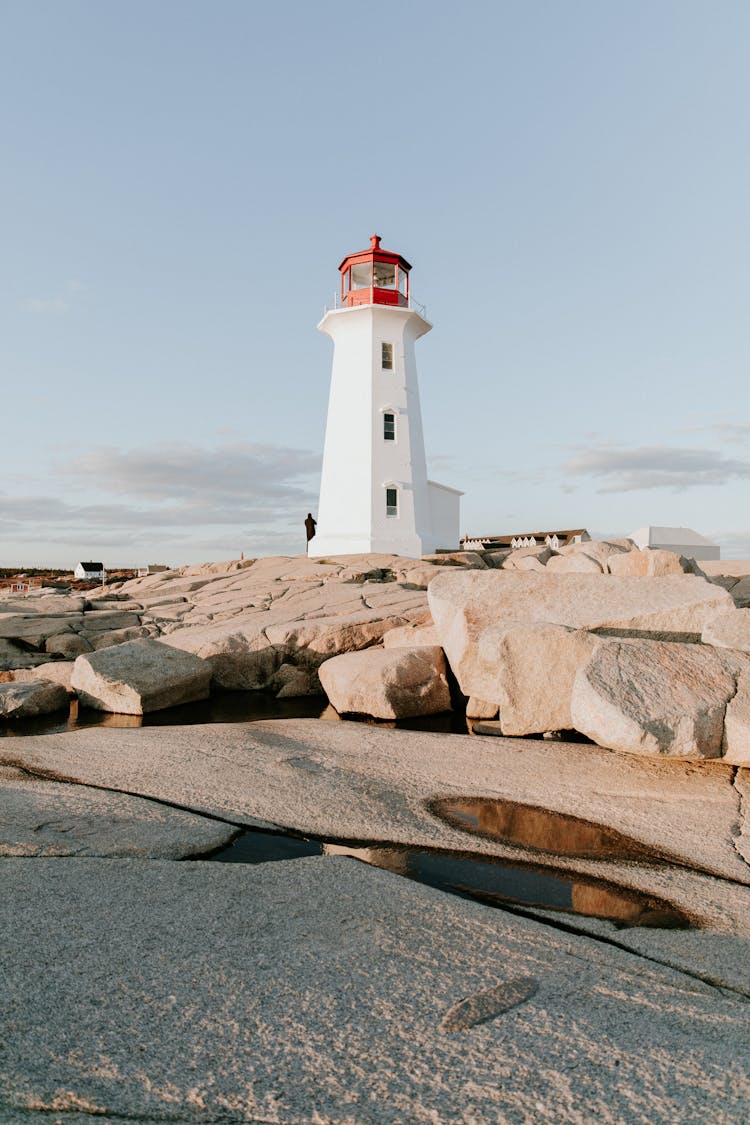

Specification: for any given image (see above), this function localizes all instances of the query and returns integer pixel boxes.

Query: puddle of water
[0,693,331,737]
[212,831,323,865]
[432,796,661,863]
[0,693,472,738]
[210,830,690,930]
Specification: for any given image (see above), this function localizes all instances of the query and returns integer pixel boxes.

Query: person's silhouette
[304,513,317,554]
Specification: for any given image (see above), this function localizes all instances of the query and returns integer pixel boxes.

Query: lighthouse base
[311,531,426,560]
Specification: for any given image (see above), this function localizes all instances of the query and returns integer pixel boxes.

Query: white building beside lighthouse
[313,235,461,558]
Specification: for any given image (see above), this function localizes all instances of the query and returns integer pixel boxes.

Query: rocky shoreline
[2,541,750,1122]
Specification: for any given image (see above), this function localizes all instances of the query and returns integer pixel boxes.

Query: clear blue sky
[2,0,749,566]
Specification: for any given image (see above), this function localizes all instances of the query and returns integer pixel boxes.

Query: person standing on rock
[305,513,317,554]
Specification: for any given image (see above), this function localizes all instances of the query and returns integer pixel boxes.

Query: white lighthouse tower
[313,235,461,558]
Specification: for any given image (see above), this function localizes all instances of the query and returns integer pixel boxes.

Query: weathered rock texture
[608,549,704,578]
[71,639,211,714]
[476,623,600,736]
[319,646,451,719]
[0,775,236,857]
[428,571,733,656]
[3,857,749,1125]
[723,671,750,765]
[702,609,750,653]
[0,679,69,719]
[571,639,744,759]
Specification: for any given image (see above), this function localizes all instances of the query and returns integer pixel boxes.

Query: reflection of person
[304,512,317,554]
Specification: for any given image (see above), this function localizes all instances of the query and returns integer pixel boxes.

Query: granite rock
[571,638,742,758]
[71,639,211,714]
[319,646,451,719]
[0,679,69,719]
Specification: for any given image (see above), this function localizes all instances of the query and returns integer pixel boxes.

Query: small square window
[383,412,396,441]
[381,342,393,370]
[386,488,398,517]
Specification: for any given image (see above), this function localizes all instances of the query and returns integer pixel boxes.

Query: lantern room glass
[351,262,372,290]
[398,267,408,297]
[373,261,397,288]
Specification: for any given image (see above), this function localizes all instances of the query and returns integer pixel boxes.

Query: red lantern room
[338,234,411,308]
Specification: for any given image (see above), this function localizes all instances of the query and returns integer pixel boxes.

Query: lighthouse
[313,235,461,558]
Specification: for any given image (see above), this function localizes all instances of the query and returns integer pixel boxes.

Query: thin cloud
[563,445,750,493]
[680,422,750,445]
[62,441,321,505]
[0,439,322,565]
[22,279,85,315]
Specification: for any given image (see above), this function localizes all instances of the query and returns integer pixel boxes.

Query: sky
[1,0,749,566]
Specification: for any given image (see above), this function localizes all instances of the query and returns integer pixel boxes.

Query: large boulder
[5,662,76,694]
[472,623,600,736]
[731,577,750,608]
[607,550,704,578]
[722,670,750,765]
[166,618,282,691]
[45,632,93,658]
[702,609,750,653]
[570,638,742,758]
[0,639,49,671]
[501,546,552,571]
[546,553,603,575]
[71,640,211,714]
[0,614,84,641]
[0,679,69,719]
[92,626,151,649]
[318,646,451,719]
[428,573,734,694]
[383,622,439,649]
[550,540,633,575]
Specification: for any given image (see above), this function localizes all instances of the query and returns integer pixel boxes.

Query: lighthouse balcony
[324,290,427,320]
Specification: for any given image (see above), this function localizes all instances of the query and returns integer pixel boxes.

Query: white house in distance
[73,561,106,580]
[313,235,461,558]
[629,526,720,561]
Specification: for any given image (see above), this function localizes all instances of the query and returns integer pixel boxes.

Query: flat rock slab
[2,857,749,1124]
[3,719,749,921]
[0,775,236,858]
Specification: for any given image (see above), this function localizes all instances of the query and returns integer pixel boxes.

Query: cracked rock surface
[0,764,237,858]
[3,710,750,1121]
[3,857,750,1125]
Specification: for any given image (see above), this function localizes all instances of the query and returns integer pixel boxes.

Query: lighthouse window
[398,267,408,296]
[373,261,396,288]
[386,488,398,517]
[351,262,372,290]
[381,342,393,369]
[383,412,396,441]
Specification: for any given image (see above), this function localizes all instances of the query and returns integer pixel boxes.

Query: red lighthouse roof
[338,234,411,308]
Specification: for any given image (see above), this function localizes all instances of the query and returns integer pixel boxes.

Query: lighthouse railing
[323,292,428,320]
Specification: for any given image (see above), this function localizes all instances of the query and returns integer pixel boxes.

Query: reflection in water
[0,692,470,738]
[211,831,689,930]
[0,693,331,738]
[432,796,659,862]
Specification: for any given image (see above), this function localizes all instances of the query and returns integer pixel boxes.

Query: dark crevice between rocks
[204,826,750,1003]
[207,826,693,929]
